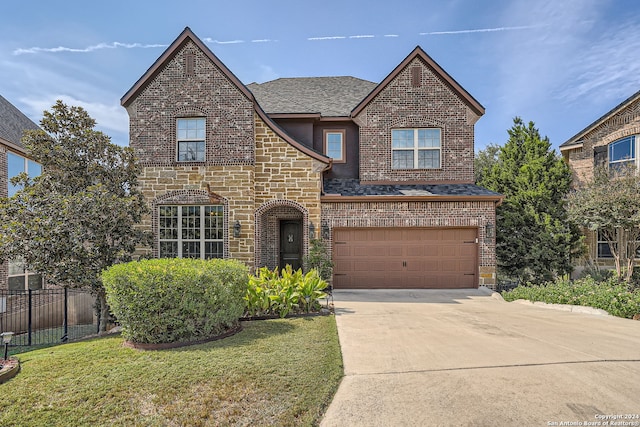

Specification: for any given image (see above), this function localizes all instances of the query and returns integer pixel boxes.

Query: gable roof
[247,77,377,117]
[351,46,485,118]
[0,94,40,152]
[560,89,640,150]
[121,27,330,165]
[121,27,253,107]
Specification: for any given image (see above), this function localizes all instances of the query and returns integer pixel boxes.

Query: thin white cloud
[349,35,375,39]
[14,42,167,55]
[251,39,276,43]
[307,36,347,41]
[384,34,400,38]
[202,38,245,44]
[420,25,539,35]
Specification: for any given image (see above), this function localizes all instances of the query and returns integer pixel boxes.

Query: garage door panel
[333,227,478,289]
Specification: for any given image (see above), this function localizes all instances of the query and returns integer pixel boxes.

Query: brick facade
[564,96,640,186]
[353,57,478,183]
[563,95,640,271]
[321,200,497,287]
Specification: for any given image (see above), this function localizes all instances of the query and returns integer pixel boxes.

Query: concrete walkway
[320,288,640,427]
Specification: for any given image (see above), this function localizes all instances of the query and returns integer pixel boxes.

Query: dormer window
[392,128,441,169]
[177,118,205,162]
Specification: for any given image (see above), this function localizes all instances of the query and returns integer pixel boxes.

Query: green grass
[0,316,343,427]
[502,276,640,319]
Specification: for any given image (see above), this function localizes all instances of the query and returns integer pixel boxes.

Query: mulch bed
[122,324,243,351]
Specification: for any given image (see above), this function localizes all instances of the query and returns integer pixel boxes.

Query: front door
[279,220,302,271]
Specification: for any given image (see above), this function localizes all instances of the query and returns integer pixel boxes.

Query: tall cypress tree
[479,117,582,283]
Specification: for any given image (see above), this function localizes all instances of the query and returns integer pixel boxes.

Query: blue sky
[1,0,639,151]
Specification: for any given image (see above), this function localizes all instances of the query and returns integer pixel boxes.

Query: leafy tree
[474,143,501,183]
[478,117,583,283]
[567,164,640,282]
[0,101,151,332]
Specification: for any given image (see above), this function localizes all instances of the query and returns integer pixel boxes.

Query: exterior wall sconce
[485,222,494,239]
[233,220,241,238]
[309,221,315,239]
[322,224,330,240]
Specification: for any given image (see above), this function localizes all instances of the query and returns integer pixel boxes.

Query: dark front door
[279,220,302,271]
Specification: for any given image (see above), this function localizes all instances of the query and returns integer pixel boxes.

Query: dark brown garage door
[332,228,478,289]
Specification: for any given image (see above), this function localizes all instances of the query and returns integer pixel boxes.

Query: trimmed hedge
[103,258,248,344]
[502,276,640,319]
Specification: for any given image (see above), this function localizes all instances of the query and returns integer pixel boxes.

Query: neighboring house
[121,27,502,289]
[560,90,640,270]
[0,95,43,290]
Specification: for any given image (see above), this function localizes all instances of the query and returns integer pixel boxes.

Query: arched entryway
[255,200,309,271]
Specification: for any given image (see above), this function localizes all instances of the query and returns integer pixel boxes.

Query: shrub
[303,238,334,281]
[245,266,328,318]
[502,275,640,319]
[102,258,248,344]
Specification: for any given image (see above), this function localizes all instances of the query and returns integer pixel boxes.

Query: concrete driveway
[321,288,640,427]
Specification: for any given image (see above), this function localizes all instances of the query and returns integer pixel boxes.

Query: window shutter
[411,66,422,88]
[593,145,607,168]
[185,53,195,76]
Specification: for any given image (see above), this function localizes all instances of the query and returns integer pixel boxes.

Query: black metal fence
[0,288,97,347]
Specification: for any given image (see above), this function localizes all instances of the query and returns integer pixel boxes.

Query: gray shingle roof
[324,179,501,197]
[247,77,377,117]
[0,95,39,148]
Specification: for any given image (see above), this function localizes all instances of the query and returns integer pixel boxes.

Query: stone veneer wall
[134,113,325,269]
[353,57,479,183]
[321,200,497,288]
[254,114,325,269]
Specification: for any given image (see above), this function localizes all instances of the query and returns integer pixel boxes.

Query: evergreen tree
[478,117,582,283]
[0,101,151,331]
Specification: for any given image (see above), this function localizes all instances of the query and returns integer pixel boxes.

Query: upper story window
[391,128,441,169]
[158,205,223,259]
[7,151,42,196]
[608,136,636,172]
[177,118,205,162]
[324,130,346,162]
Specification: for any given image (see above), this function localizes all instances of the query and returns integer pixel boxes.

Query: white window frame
[324,129,346,163]
[158,205,224,259]
[608,136,638,171]
[391,128,441,170]
[176,118,206,162]
[8,259,43,291]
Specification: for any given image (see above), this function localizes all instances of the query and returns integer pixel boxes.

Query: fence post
[28,289,32,347]
[62,288,69,343]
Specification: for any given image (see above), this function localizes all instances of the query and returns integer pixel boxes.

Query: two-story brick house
[121,27,501,289]
[560,90,640,269]
[0,95,43,290]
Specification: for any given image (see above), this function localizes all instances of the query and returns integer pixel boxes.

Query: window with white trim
[608,136,636,172]
[177,118,205,162]
[159,205,224,259]
[392,128,441,169]
[324,130,345,162]
[7,151,41,196]
[597,229,640,259]
[8,259,43,290]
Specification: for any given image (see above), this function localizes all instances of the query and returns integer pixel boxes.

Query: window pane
[327,140,343,160]
[7,152,25,178]
[418,129,440,148]
[159,242,178,258]
[27,160,42,177]
[8,259,25,275]
[392,130,414,148]
[418,150,440,169]
[28,274,43,290]
[8,276,26,291]
[392,150,414,169]
[182,241,200,259]
[205,242,223,259]
[609,137,635,162]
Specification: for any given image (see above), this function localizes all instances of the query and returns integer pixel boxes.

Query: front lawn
[502,276,640,319]
[0,316,343,427]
